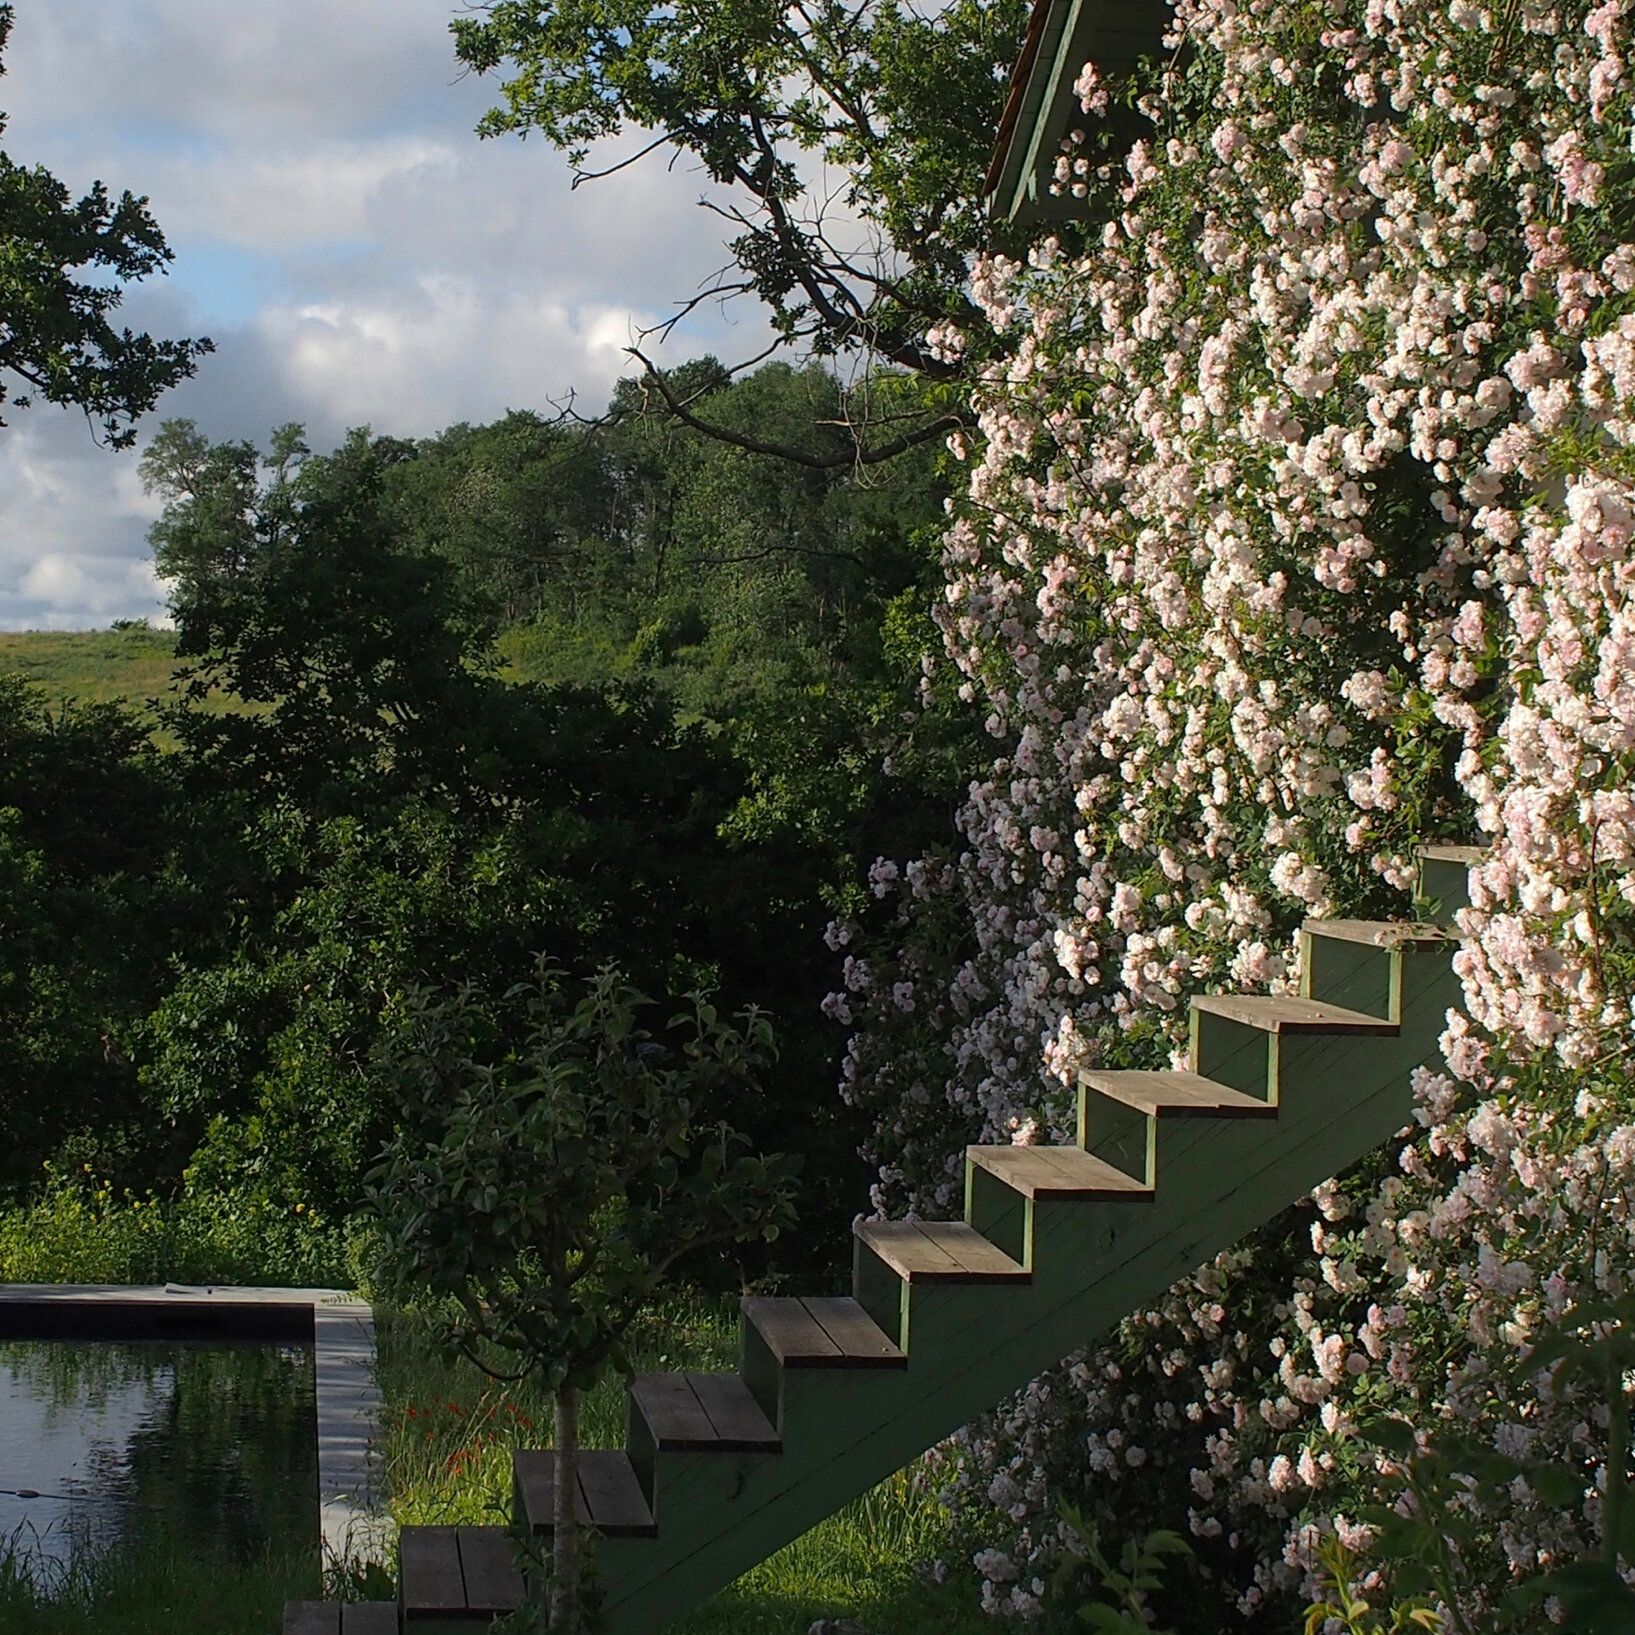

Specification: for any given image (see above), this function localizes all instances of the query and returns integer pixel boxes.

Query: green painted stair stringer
[551,855,1473,1634]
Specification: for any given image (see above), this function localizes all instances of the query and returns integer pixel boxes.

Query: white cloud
[147,136,461,249]
[0,0,784,629]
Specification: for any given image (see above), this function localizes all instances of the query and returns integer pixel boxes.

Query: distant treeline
[0,358,983,1280]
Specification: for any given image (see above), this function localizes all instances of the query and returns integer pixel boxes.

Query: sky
[0,0,780,630]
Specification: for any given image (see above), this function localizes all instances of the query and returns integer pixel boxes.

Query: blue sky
[0,0,776,629]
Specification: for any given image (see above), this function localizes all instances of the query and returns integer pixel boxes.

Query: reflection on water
[0,1338,317,1591]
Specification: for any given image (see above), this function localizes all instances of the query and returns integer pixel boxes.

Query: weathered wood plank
[631,1372,718,1449]
[741,1297,842,1366]
[915,1221,1030,1280]
[1190,994,1396,1033]
[455,1526,524,1613]
[799,1297,906,1365]
[1081,1071,1273,1117]
[284,1603,341,1635]
[340,1603,399,1635]
[687,1373,781,1451]
[967,1144,1149,1199]
[855,1220,961,1280]
[512,1450,592,1534]
[399,1526,465,1618]
[1419,843,1484,863]
[576,1450,657,1537]
[1303,918,1450,947]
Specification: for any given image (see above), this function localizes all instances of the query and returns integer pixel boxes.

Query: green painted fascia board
[1000,0,1095,224]
[987,0,1173,226]
[987,0,1074,224]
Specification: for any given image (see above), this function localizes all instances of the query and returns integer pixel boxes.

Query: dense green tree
[142,421,509,818]
[450,0,1033,457]
[369,965,797,1633]
[0,4,210,444]
[131,417,889,1246]
[0,677,187,1193]
[382,410,615,627]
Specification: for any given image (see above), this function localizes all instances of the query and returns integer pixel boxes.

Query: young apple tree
[366,959,798,1635]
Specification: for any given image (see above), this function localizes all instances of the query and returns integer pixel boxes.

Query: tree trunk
[550,1379,581,1634]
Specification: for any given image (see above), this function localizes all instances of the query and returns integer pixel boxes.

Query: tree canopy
[450,1,1037,459]
[0,4,211,445]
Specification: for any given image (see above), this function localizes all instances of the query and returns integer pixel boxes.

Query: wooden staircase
[286,844,1479,1634]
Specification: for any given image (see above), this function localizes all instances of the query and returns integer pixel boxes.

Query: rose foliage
[828,0,1635,1624]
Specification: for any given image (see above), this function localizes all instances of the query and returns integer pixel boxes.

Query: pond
[0,1334,318,1591]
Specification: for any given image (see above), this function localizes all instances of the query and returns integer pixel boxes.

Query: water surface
[0,1337,317,1589]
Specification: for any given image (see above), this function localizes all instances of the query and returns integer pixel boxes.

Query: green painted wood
[988,0,1169,225]
[566,895,1467,1634]
[966,1158,1031,1264]
[610,971,1461,1629]
[341,1603,400,1635]
[1078,1071,1274,1186]
[1417,845,1484,923]
[455,1527,524,1614]
[399,1527,465,1621]
[284,1602,341,1635]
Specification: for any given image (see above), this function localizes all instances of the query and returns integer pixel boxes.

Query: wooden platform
[514,1447,657,1536]
[400,1525,524,1625]
[284,1602,397,1634]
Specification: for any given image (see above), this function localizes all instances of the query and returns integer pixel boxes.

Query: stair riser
[1417,856,1476,924]
[1190,1009,1276,1098]
[966,1163,1030,1264]
[1301,933,1397,1020]
[1077,1096,1152,1183]
[624,1406,778,1517]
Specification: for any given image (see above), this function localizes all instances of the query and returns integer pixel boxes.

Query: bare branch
[692,542,868,569]
[570,129,683,189]
[626,344,967,471]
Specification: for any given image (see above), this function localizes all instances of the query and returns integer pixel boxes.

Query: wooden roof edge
[983,0,1057,203]
[983,0,1174,226]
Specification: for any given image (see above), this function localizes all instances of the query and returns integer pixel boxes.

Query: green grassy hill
[0,626,189,713]
[0,626,555,734]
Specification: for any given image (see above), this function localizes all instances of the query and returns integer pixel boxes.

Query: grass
[0,625,573,754]
[0,1529,317,1635]
[376,1296,997,1635]
[0,627,185,713]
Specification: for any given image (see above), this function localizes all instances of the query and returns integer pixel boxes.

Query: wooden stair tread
[1303,917,1452,947]
[400,1524,522,1620]
[514,1448,656,1538]
[855,1220,1029,1282]
[632,1371,780,1452]
[967,1142,1153,1197]
[743,1295,906,1367]
[1190,994,1396,1034]
[1418,843,1485,863]
[283,1605,340,1635]
[285,1600,397,1634]
[1079,1069,1273,1116]
[457,1527,525,1614]
[343,1607,399,1635]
